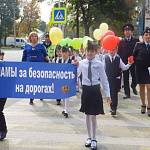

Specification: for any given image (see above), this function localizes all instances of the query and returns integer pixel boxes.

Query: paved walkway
[0,90,150,150]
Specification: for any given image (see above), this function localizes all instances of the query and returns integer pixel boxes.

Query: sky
[40,1,55,23]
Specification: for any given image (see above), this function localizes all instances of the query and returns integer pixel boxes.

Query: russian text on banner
[0,61,77,99]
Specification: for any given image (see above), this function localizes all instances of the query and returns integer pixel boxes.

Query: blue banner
[0,61,77,99]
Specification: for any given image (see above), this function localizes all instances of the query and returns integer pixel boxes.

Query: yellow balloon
[83,36,93,49]
[99,23,109,32]
[93,29,104,40]
[49,27,63,45]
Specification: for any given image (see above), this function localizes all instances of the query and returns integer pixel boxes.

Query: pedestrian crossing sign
[52,7,67,24]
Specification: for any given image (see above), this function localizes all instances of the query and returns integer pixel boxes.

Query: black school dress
[80,84,104,115]
[133,42,150,84]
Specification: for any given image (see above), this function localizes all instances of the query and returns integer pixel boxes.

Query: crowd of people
[0,24,150,150]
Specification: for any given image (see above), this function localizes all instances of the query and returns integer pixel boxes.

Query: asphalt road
[0,49,150,150]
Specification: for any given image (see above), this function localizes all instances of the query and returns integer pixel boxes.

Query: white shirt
[78,57,110,97]
[95,53,105,62]
[52,57,62,63]
[61,57,70,63]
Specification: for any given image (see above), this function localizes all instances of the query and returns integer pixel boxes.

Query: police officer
[133,27,150,117]
[118,23,139,99]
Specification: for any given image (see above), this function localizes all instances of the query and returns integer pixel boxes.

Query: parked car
[6,37,27,48]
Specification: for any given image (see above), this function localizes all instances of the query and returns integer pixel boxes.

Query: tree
[17,0,40,36]
[67,0,136,36]
[0,0,20,46]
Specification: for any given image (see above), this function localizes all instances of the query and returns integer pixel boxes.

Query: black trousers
[0,98,7,132]
[123,64,137,96]
[109,79,119,111]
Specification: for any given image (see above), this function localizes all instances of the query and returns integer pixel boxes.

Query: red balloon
[102,35,118,51]
[115,36,121,44]
[128,56,134,64]
[100,30,115,42]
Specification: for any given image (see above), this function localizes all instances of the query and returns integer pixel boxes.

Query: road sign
[52,7,67,24]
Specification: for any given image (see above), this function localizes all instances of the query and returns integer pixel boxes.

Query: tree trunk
[76,0,79,37]
[84,24,90,36]
[80,1,90,36]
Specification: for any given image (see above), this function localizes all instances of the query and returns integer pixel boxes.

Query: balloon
[100,30,115,42]
[71,38,82,50]
[79,38,84,45]
[65,38,72,46]
[93,29,104,40]
[49,27,63,45]
[59,39,67,47]
[101,35,118,51]
[83,36,93,48]
[128,56,134,64]
[99,23,109,32]
[115,36,121,44]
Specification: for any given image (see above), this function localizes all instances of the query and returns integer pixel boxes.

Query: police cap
[122,23,134,31]
[143,27,150,35]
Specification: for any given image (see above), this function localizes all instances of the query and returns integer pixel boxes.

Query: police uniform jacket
[118,37,139,64]
[133,42,150,84]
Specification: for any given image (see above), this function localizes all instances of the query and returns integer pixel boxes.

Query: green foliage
[17,0,40,35]
[0,0,20,41]
[66,0,136,36]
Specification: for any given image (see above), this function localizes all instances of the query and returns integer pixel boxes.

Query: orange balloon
[101,35,118,51]
[100,30,115,42]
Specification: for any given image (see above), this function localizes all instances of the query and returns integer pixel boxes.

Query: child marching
[77,40,111,150]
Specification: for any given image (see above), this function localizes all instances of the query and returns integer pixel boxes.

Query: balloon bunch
[49,27,94,50]
[93,23,121,52]
[93,23,109,41]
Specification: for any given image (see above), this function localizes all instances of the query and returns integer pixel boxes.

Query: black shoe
[57,101,61,105]
[56,99,61,105]
[0,131,7,141]
[85,138,91,147]
[64,112,68,118]
[132,88,138,95]
[62,111,69,118]
[111,110,116,116]
[91,140,97,150]
[141,105,146,114]
[123,95,130,99]
[29,99,34,105]
[147,107,150,117]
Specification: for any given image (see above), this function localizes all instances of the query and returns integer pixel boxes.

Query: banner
[0,61,77,99]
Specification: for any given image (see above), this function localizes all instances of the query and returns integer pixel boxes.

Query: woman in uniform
[133,27,150,117]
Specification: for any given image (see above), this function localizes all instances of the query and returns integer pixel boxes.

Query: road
[0,49,150,150]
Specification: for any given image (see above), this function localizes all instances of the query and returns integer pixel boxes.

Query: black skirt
[136,66,150,84]
[80,85,104,115]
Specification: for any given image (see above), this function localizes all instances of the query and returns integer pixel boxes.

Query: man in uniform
[118,23,139,99]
